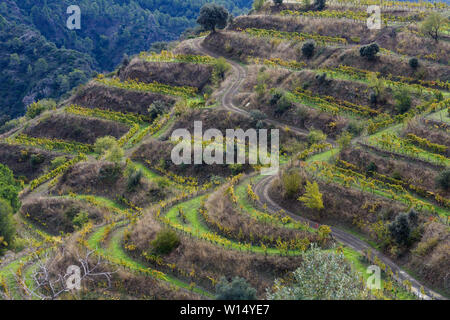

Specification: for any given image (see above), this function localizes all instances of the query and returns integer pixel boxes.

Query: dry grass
[53,161,177,207]
[69,81,176,116]
[119,58,213,90]
[0,143,63,181]
[24,113,129,145]
[20,197,105,235]
[339,146,448,198]
[409,222,450,295]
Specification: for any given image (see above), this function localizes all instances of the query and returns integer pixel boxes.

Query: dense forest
[0,0,252,125]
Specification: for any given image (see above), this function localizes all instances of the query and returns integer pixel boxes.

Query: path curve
[189,37,314,140]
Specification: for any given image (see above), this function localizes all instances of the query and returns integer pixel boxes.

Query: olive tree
[197,4,229,33]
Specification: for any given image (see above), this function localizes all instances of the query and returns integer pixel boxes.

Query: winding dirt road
[189,36,446,300]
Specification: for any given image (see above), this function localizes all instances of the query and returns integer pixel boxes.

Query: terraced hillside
[0,0,449,300]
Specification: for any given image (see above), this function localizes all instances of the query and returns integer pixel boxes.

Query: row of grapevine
[280,9,425,24]
[139,51,216,65]
[95,76,198,98]
[243,28,347,45]
[338,159,450,208]
[292,87,381,118]
[5,134,93,154]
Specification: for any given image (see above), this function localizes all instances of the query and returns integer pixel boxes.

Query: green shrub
[148,100,168,119]
[127,168,143,192]
[347,121,363,136]
[25,99,56,119]
[267,245,366,300]
[409,58,419,69]
[389,213,411,246]
[365,162,377,177]
[151,229,180,255]
[393,87,412,114]
[249,109,267,122]
[270,89,291,115]
[50,156,67,170]
[94,136,118,155]
[359,43,379,61]
[197,4,229,32]
[30,154,45,166]
[307,129,327,145]
[99,164,122,183]
[0,199,15,255]
[213,57,231,80]
[73,211,89,229]
[282,170,302,198]
[215,276,257,300]
[301,40,315,58]
[313,0,326,11]
[253,0,265,11]
[436,168,450,191]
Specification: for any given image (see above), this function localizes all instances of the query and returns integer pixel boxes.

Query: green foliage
[148,100,168,119]
[216,276,257,300]
[298,181,324,210]
[270,89,291,115]
[420,12,447,42]
[212,57,231,81]
[255,71,269,99]
[282,170,302,199]
[0,164,21,212]
[389,212,411,246]
[435,168,450,191]
[94,136,118,154]
[0,0,251,121]
[409,58,419,69]
[99,164,122,183]
[253,0,265,11]
[94,136,123,164]
[197,4,229,32]
[301,40,315,58]
[313,0,326,11]
[126,165,143,192]
[0,199,15,254]
[346,121,363,137]
[30,154,45,166]
[337,131,352,149]
[25,99,56,119]
[307,129,327,145]
[365,161,377,177]
[249,109,267,122]
[72,211,89,230]
[50,156,67,170]
[104,145,124,164]
[267,245,366,300]
[150,228,180,255]
[393,87,412,114]
[359,43,379,61]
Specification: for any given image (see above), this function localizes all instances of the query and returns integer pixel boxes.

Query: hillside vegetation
[0,0,449,301]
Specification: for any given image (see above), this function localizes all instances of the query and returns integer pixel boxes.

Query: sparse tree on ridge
[420,12,447,42]
[197,4,229,33]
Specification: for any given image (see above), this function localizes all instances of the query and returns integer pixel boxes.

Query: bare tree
[15,248,114,300]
